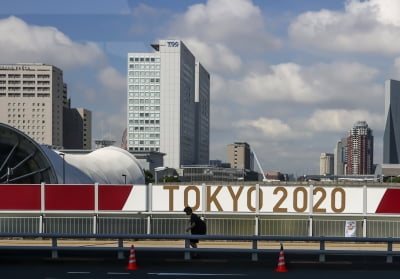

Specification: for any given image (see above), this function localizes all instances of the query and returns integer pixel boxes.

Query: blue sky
[2,0,400,175]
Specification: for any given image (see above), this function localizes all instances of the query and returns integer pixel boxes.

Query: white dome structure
[55,146,145,185]
[0,123,145,184]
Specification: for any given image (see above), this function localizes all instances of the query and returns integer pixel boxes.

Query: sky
[1,0,399,176]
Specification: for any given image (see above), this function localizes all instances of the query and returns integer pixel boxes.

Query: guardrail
[1,233,400,263]
[3,213,400,238]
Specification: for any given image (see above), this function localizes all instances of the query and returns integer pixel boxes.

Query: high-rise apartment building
[0,64,66,147]
[334,137,347,175]
[127,40,210,169]
[320,153,334,175]
[63,106,92,149]
[383,79,400,164]
[227,142,251,170]
[346,121,374,175]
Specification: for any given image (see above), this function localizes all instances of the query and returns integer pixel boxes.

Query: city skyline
[1,0,400,175]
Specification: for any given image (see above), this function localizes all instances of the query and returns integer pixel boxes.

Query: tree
[144,169,154,184]
[163,175,180,182]
[384,176,400,183]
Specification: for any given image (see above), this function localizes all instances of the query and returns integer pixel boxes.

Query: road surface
[1,249,400,278]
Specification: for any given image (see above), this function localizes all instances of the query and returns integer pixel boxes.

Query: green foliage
[144,169,154,184]
[384,176,400,183]
[144,170,180,184]
[163,175,180,182]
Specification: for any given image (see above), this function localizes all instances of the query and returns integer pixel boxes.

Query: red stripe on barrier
[0,185,41,210]
[375,189,400,213]
[45,185,94,210]
[99,185,133,210]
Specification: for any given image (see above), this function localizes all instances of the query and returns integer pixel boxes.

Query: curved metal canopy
[0,123,56,184]
[0,123,145,184]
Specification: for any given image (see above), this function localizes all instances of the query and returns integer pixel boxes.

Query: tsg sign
[167,41,179,47]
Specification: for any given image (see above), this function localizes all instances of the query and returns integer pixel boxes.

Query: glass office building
[383,79,400,164]
[127,40,210,169]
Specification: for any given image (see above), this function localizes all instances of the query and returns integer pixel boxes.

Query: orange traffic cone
[125,244,138,270]
[275,243,288,272]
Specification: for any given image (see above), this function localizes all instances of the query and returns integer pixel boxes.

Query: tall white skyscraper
[127,40,210,169]
[334,137,347,175]
[320,153,334,175]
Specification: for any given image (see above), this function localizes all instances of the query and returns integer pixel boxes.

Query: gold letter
[207,186,223,211]
[163,185,179,211]
[184,186,201,211]
[227,186,244,212]
[247,187,263,212]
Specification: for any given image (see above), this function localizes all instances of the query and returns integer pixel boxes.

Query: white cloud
[229,63,314,103]
[72,83,97,103]
[289,0,400,55]
[306,109,385,132]
[0,16,105,68]
[235,117,301,140]
[97,66,126,92]
[225,61,381,108]
[167,0,281,74]
[177,0,280,51]
[183,38,243,74]
[393,57,400,76]
[159,0,389,173]
[347,0,400,26]
[94,108,126,143]
[0,15,126,146]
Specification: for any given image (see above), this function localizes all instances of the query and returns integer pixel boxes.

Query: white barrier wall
[151,185,397,214]
[1,184,399,214]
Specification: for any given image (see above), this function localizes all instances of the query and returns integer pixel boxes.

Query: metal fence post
[184,238,191,260]
[93,215,97,234]
[51,237,58,259]
[254,215,259,236]
[363,218,367,237]
[387,238,393,263]
[255,184,260,236]
[147,215,151,234]
[118,238,124,260]
[39,215,43,234]
[319,238,325,262]
[40,182,45,212]
[252,239,258,261]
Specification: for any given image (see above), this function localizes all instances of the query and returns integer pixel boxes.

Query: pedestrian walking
[184,206,206,257]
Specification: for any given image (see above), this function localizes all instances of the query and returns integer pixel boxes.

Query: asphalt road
[2,248,400,279]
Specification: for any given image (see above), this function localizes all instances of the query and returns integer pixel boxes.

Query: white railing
[1,213,400,238]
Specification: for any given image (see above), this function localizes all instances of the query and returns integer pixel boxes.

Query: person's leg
[190,240,199,257]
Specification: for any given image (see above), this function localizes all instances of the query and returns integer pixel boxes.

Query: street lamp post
[6,167,12,183]
[59,152,65,184]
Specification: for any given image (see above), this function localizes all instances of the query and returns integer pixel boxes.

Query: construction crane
[251,148,268,182]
